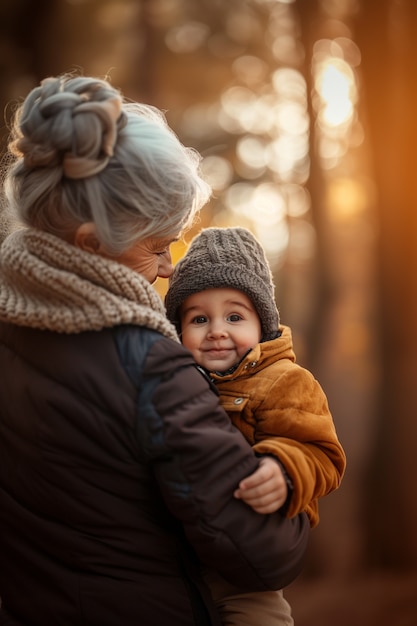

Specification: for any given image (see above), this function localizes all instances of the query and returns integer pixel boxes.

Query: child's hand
[234,457,288,514]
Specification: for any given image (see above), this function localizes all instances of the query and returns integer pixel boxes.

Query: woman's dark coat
[0,229,309,625]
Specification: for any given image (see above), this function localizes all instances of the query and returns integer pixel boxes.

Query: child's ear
[73,223,102,253]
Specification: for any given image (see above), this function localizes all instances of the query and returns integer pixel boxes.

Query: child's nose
[207,321,228,338]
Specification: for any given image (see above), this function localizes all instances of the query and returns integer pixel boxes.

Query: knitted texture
[165,227,279,341]
[0,228,179,340]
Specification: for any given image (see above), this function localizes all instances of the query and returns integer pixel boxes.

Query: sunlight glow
[267,135,309,181]
[236,136,268,169]
[232,55,269,86]
[225,182,285,225]
[252,183,287,225]
[326,178,369,221]
[315,59,355,127]
[255,221,289,261]
[219,88,281,134]
[312,39,362,174]
[275,101,309,135]
[201,156,234,191]
[175,4,368,265]
[272,67,307,101]
[223,182,289,261]
[284,184,311,217]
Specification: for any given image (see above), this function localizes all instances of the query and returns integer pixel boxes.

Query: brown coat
[211,325,346,527]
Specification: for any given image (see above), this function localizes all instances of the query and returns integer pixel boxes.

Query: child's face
[180,287,262,372]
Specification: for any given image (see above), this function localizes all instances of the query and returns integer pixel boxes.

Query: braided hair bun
[11,75,125,179]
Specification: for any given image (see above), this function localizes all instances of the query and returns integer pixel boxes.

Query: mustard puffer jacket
[211,325,346,528]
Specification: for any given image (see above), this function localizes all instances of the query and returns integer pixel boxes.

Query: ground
[285,571,417,626]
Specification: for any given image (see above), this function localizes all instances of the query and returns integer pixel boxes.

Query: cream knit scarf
[0,227,179,341]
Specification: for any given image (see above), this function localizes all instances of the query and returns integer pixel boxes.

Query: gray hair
[2,74,211,253]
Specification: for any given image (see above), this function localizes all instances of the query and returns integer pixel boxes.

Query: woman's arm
[136,335,309,592]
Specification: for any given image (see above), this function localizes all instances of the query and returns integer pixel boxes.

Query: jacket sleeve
[136,336,309,592]
[252,364,346,527]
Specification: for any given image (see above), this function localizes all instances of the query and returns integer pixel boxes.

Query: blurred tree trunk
[0,0,55,240]
[0,0,55,139]
[356,0,417,568]
[292,0,365,577]
[293,0,336,367]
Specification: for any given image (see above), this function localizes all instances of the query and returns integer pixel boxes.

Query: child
[165,226,346,625]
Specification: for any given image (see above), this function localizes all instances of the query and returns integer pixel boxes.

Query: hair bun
[12,76,125,179]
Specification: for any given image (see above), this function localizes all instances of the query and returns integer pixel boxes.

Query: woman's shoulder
[112,324,196,384]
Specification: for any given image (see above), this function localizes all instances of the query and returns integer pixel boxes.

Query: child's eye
[227,314,242,322]
[191,315,208,324]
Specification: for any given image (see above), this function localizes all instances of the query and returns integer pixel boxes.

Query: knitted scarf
[0,227,179,341]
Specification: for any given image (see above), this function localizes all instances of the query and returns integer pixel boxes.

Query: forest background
[1,0,417,624]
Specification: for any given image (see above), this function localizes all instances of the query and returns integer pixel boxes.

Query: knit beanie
[165,227,280,341]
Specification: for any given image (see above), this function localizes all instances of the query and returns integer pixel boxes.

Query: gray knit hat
[165,227,280,341]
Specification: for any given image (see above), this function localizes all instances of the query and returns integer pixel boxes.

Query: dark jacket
[0,322,309,626]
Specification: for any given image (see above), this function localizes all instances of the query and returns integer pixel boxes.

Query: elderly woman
[0,74,308,626]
